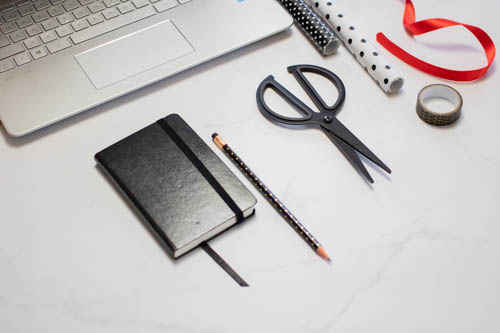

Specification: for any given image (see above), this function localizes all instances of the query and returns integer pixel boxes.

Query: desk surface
[1,0,499,332]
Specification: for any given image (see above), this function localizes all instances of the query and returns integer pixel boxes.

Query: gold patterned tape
[416,84,462,126]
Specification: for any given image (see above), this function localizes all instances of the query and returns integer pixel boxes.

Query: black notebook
[95,114,257,258]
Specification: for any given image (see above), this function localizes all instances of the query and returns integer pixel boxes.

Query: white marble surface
[1,0,499,332]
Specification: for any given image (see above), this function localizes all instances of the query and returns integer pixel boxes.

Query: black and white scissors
[256,64,391,183]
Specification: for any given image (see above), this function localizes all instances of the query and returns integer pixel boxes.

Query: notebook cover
[95,114,256,258]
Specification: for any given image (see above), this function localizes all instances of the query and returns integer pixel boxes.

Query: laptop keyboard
[0,0,191,73]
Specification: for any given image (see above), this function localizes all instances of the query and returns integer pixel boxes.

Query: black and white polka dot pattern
[278,0,340,55]
[307,0,404,94]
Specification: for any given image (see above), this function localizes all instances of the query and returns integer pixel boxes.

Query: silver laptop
[0,0,291,136]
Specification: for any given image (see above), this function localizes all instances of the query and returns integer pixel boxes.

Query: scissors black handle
[288,64,345,114]
[255,64,391,183]
[256,64,346,125]
[256,75,314,125]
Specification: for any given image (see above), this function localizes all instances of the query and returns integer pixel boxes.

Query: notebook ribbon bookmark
[201,242,249,287]
[157,119,248,286]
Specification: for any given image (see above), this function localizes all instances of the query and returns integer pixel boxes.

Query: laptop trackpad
[75,20,194,90]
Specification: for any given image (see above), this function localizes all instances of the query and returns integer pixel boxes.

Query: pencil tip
[211,133,218,140]
[317,247,332,263]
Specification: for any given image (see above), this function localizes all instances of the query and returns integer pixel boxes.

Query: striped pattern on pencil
[212,133,331,262]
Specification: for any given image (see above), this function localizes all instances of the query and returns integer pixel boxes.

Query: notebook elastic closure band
[156,119,244,222]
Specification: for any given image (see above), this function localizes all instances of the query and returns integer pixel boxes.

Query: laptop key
[32,10,49,23]
[33,0,51,11]
[102,7,118,19]
[41,18,59,30]
[14,52,32,65]
[30,45,47,59]
[10,30,27,42]
[62,0,80,11]
[103,0,120,7]
[3,10,21,22]
[87,13,103,25]
[18,4,35,17]
[50,0,65,4]
[72,19,89,31]
[153,0,177,13]
[16,16,33,28]
[47,5,64,17]
[132,0,149,9]
[0,36,11,47]
[1,22,17,34]
[55,24,73,37]
[88,1,105,13]
[73,7,90,19]
[57,13,74,25]
[117,2,134,14]
[24,36,41,49]
[46,37,71,53]
[0,43,24,60]
[0,58,15,72]
[40,30,57,43]
[26,23,44,36]
[71,5,154,44]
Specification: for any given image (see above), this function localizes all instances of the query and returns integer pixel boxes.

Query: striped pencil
[212,133,331,262]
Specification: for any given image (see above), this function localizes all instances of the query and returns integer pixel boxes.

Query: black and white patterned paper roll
[307,0,404,93]
[277,0,340,55]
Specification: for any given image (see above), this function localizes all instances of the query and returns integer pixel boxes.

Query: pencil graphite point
[317,246,332,263]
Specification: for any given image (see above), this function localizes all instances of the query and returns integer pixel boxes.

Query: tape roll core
[416,84,462,126]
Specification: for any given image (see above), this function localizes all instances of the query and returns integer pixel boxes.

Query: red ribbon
[376,0,496,81]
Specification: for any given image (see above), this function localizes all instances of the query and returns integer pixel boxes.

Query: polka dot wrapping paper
[277,0,340,55]
[307,0,404,94]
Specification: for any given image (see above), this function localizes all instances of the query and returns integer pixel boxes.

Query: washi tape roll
[306,0,404,94]
[416,84,462,126]
[277,0,340,55]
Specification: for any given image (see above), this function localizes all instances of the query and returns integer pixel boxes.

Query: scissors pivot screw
[323,116,333,123]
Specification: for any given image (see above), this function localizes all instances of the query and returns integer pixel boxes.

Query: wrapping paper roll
[306,0,404,94]
[277,0,340,55]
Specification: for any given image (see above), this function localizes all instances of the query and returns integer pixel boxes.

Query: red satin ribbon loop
[377,0,496,81]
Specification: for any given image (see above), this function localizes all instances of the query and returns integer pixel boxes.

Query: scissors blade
[323,130,374,183]
[325,120,392,174]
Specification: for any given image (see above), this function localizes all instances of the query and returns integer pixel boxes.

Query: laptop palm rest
[75,20,194,90]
